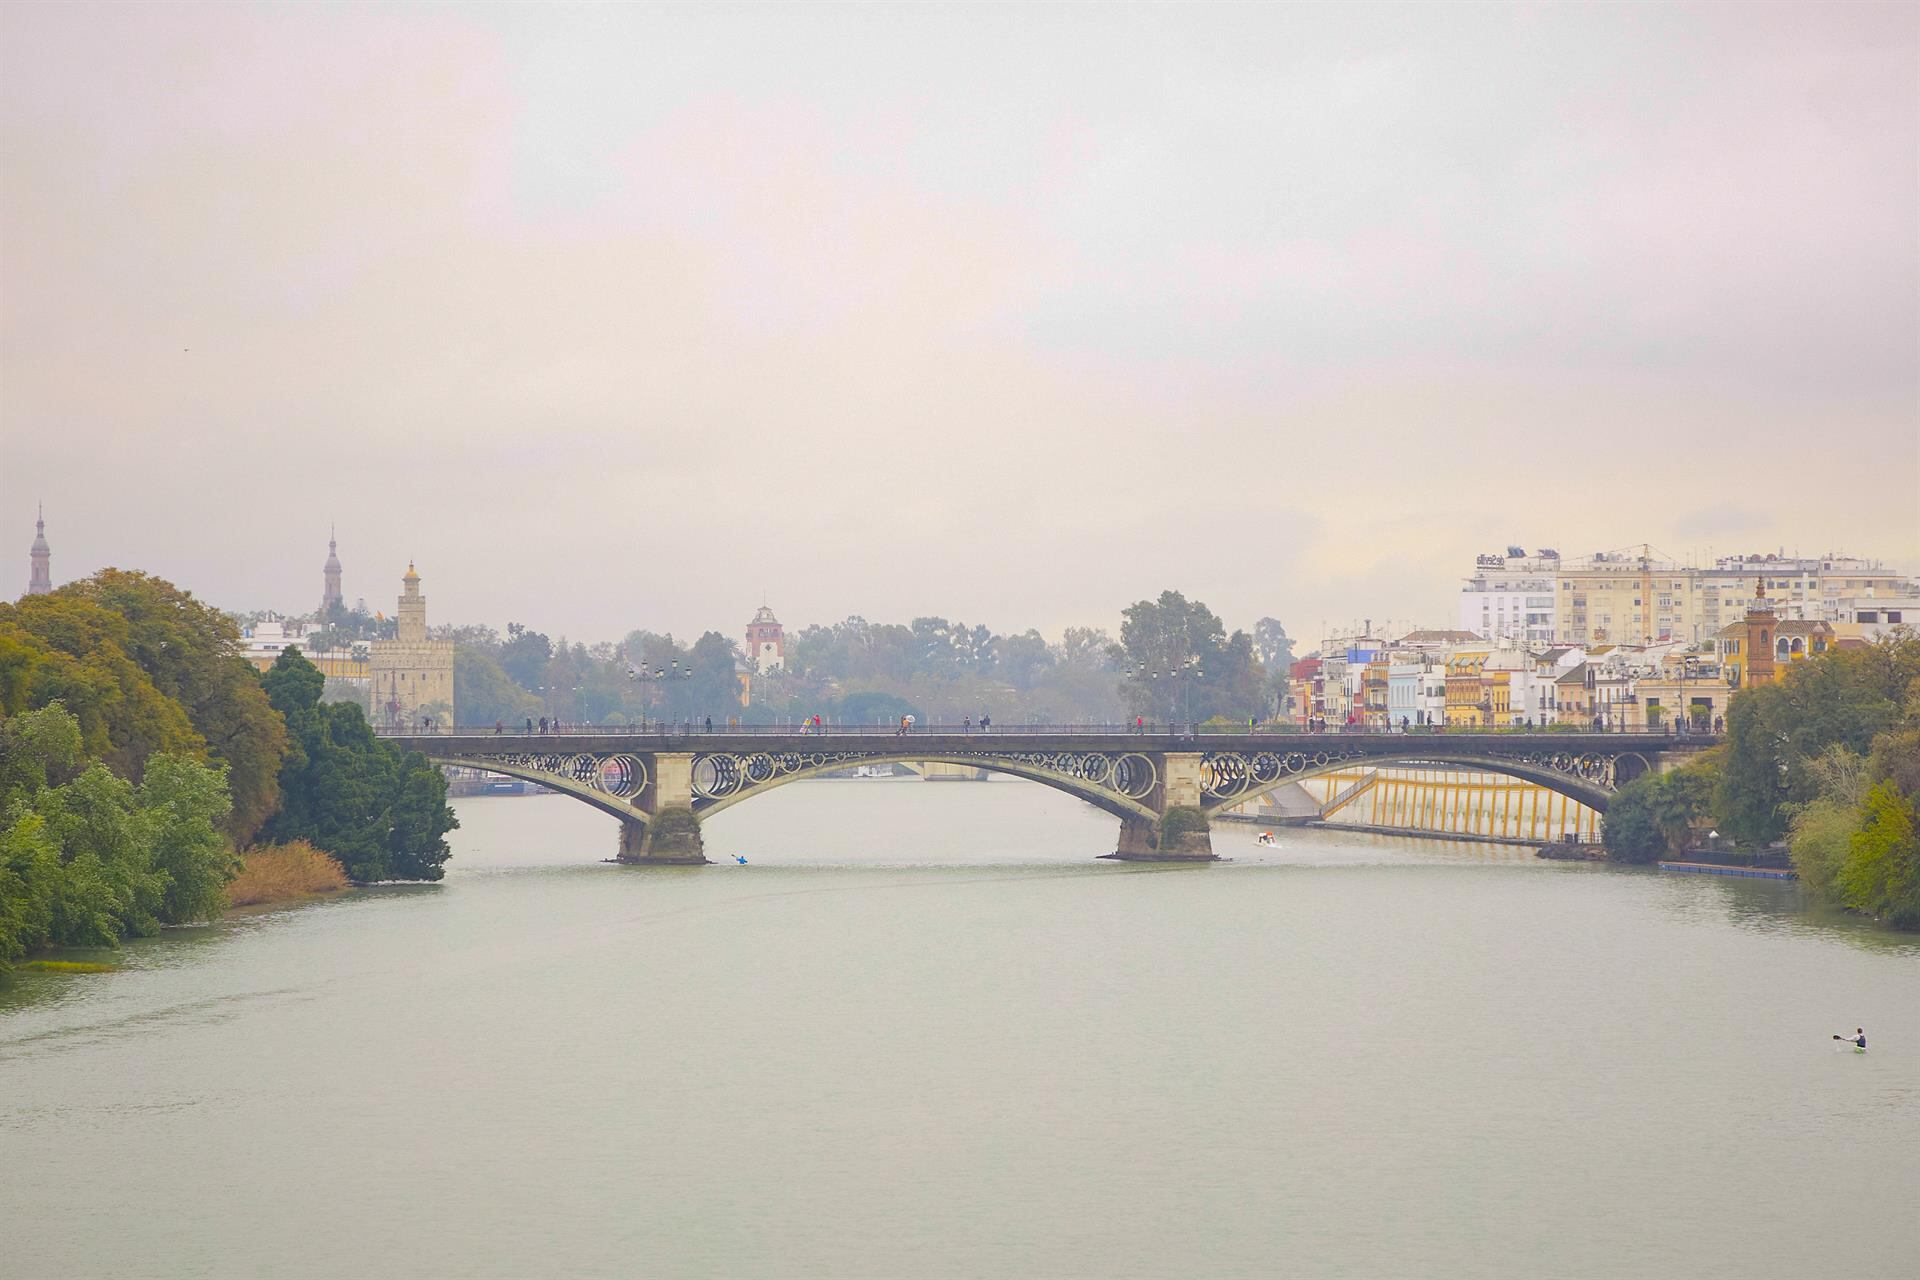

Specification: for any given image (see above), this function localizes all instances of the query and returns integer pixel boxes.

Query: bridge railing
[374,721,1713,741]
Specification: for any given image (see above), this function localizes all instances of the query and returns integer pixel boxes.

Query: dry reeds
[226,840,350,907]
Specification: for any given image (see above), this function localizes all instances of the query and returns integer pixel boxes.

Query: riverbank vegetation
[0,572,456,974]
[1602,635,1919,927]
[225,841,349,907]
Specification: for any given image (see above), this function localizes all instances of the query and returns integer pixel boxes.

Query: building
[1459,549,1560,645]
[26,503,51,595]
[321,526,343,616]
[367,563,454,729]
[1712,581,1834,691]
[745,605,784,672]
[1706,553,1913,624]
[1286,657,1326,723]
[1834,594,1918,642]
[239,615,370,679]
[1386,656,1447,727]
[1444,650,1490,726]
[1548,547,1914,648]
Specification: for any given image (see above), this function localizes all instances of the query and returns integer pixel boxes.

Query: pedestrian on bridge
[705,716,713,733]
[981,713,990,731]
[963,715,971,734]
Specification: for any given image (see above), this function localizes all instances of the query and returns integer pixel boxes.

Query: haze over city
[4,1,1916,639]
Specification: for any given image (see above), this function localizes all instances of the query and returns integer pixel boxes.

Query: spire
[27,501,51,595]
[320,523,343,614]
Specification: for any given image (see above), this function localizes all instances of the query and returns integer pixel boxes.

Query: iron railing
[374,721,1718,741]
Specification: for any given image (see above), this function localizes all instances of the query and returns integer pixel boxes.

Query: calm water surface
[4,779,1917,1279]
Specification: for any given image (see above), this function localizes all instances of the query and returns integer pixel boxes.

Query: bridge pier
[1102,753,1217,861]
[617,753,709,864]
[617,810,708,864]
[1102,811,1217,862]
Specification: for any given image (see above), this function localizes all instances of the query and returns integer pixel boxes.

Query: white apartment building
[1835,594,1918,641]
[1459,548,1561,645]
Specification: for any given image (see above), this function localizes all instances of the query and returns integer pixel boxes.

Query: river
[4,778,1916,1278]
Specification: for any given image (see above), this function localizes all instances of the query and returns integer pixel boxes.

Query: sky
[3,1,1916,645]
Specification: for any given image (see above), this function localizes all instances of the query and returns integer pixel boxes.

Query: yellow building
[367,563,454,729]
[1555,549,1913,647]
[1444,651,1490,726]
[1712,583,1834,691]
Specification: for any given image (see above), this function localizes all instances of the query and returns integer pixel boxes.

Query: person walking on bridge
[981,713,990,731]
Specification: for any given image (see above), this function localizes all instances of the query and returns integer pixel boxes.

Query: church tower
[321,526,343,616]
[26,503,51,595]
[746,604,784,671]
[1742,577,1777,689]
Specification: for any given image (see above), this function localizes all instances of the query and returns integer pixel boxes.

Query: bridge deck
[394,729,1719,756]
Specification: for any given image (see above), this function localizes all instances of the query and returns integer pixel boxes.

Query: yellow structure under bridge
[1230,766,1602,843]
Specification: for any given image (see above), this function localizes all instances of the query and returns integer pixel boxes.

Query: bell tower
[746,604,784,671]
[26,503,51,596]
[321,525,343,616]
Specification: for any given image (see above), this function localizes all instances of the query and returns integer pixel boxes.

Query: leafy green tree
[1602,775,1667,863]
[1789,796,1860,898]
[0,807,61,970]
[260,650,457,883]
[0,597,203,779]
[498,623,553,690]
[1837,781,1920,929]
[138,754,237,925]
[1717,636,1920,844]
[1113,591,1267,721]
[65,570,286,842]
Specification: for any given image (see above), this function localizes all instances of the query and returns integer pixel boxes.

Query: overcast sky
[4,1,1915,644]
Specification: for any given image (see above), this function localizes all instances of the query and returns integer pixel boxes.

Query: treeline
[442,592,1295,727]
[0,572,457,973]
[1604,635,1920,928]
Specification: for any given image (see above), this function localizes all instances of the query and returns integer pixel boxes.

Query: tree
[138,754,237,925]
[1113,591,1267,721]
[65,570,286,842]
[1837,781,1920,929]
[259,650,457,883]
[1716,636,1920,845]
[0,596,203,780]
[1602,776,1666,863]
[498,623,553,690]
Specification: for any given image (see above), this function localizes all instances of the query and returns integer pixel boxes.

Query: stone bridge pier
[1105,751,1216,862]
[618,752,706,864]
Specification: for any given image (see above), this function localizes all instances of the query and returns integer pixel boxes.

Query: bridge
[389,725,1720,864]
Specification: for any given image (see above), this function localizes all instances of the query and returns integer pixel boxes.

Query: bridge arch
[441,756,651,826]
[1196,750,1618,818]
[693,752,1161,824]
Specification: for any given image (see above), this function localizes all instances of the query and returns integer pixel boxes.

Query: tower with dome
[25,503,52,596]
[320,526,343,616]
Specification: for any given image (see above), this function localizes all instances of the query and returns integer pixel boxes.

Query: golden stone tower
[367,562,455,729]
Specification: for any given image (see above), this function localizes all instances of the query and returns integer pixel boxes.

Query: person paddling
[733,854,748,865]
[1832,1027,1867,1049]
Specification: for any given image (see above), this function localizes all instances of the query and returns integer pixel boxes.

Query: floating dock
[1658,861,1796,880]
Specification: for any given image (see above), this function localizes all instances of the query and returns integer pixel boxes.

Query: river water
[4,779,1917,1278]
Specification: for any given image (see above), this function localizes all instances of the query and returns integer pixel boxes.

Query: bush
[225,841,349,907]
[1159,805,1210,838]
